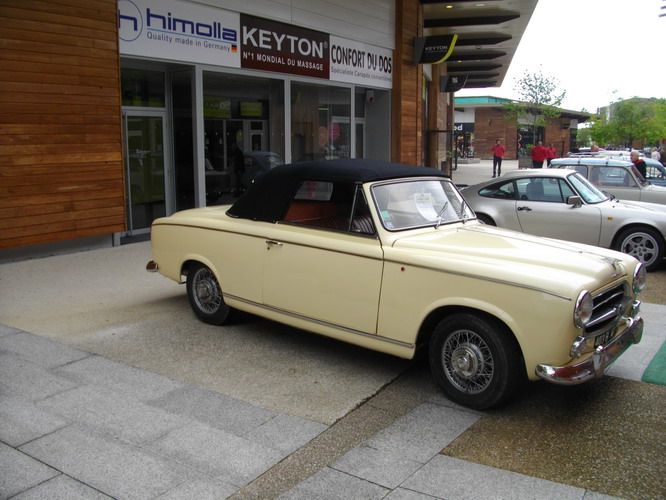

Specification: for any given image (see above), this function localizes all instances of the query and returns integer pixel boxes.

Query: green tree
[503,70,567,145]
[589,98,666,149]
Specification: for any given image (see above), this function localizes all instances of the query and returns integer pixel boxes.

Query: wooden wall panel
[392,0,422,166]
[0,0,124,250]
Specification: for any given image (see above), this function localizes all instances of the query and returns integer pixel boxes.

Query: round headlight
[633,263,647,294]
[574,290,593,328]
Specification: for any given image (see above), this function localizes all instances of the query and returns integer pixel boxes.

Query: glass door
[123,111,169,234]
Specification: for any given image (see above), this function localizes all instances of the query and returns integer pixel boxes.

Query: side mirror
[566,195,583,208]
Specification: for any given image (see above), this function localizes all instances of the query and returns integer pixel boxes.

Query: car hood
[388,224,633,297]
[608,199,666,215]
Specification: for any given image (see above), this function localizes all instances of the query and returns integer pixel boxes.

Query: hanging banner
[413,34,458,65]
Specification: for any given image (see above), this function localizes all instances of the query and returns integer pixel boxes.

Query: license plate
[595,331,613,348]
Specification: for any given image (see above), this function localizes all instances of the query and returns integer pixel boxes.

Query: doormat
[642,339,666,386]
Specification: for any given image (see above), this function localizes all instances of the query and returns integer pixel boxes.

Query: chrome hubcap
[193,268,222,314]
[443,330,494,394]
[620,233,658,267]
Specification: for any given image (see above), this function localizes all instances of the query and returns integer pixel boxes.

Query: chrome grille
[586,283,631,335]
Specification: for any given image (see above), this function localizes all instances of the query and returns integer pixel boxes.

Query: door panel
[263,227,384,333]
[515,201,602,245]
[124,113,167,233]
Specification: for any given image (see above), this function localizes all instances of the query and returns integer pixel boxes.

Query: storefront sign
[329,36,392,89]
[241,14,329,79]
[118,0,393,89]
[413,35,458,65]
[118,0,241,67]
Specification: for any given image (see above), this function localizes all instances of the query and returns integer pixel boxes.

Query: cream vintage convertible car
[147,159,645,409]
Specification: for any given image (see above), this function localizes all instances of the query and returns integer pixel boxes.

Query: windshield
[568,172,609,204]
[371,179,473,230]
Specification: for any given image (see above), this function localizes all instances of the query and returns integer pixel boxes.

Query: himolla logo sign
[118,0,238,48]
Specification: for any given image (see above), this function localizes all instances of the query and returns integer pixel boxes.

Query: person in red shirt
[491,139,505,177]
[531,141,547,168]
[546,143,557,166]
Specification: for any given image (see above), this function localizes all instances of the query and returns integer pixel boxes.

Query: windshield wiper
[435,202,449,228]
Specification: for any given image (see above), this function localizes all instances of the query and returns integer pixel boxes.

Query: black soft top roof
[227,158,447,222]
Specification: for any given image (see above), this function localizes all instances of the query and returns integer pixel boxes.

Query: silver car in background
[550,157,666,204]
[462,169,666,271]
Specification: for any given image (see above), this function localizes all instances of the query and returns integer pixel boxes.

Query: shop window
[202,72,285,202]
[291,82,351,163]
[121,69,165,107]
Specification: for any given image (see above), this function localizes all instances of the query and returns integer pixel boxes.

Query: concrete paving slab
[148,384,278,436]
[0,394,68,448]
[12,474,113,500]
[36,385,187,446]
[401,455,587,500]
[18,424,202,500]
[0,442,60,499]
[0,353,79,401]
[0,324,20,338]
[148,421,284,487]
[54,355,186,402]
[157,477,238,500]
[248,413,328,455]
[364,402,480,463]
[0,330,89,369]
[279,467,390,499]
[330,445,423,490]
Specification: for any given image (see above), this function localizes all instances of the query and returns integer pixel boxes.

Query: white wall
[192,0,395,49]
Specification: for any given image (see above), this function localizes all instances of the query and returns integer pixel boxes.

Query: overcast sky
[455,0,666,112]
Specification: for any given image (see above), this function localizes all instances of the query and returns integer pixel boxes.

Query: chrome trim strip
[224,293,415,350]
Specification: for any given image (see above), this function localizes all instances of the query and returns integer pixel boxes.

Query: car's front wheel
[186,262,232,325]
[429,313,524,410]
[615,227,664,272]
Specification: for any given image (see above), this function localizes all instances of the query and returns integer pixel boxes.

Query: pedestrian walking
[531,141,547,168]
[546,143,556,166]
[491,139,505,177]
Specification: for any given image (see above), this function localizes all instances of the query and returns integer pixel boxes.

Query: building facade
[454,96,591,161]
[1,0,535,256]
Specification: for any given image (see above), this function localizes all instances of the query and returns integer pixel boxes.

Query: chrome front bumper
[536,305,643,385]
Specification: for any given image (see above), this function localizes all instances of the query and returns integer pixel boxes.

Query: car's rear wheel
[429,313,524,410]
[186,262,231,325]
[615,227,664,272]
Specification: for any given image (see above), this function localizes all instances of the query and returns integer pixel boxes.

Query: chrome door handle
[517,206,532,212]
[266,240,283,247]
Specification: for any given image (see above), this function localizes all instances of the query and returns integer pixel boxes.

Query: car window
[478,180,516,199]
[646,164,666,180]
[559,164,588,177]
[595,166,636,187]
[282,181,375,235]
[568,172,608,204]
[513,178,575,202]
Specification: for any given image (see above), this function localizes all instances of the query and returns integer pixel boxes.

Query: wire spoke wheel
[429,313,524,410]
[186,262,231,325]
[443,329,494,394]
[192,267,222,314]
